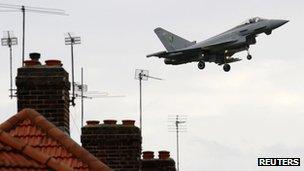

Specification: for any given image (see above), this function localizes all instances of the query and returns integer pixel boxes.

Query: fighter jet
[147,17,288,72]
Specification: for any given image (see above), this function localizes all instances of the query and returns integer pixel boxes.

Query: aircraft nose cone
[270,19,289,30]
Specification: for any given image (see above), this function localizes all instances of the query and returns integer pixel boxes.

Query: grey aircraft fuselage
[147,17,288,72]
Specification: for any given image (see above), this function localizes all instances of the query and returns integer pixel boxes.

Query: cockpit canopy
[240,17,264,25]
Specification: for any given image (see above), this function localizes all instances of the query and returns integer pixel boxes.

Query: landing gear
[265,30,272,35]
[198,61,205,70]
[247,54,252,60]
[246,49,252,60]
[222,56,231,72]
[223,64,230,72]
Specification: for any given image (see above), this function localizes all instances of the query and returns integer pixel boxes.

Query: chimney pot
[103,119,117,125]
[86,120,100,125]
[24,60,40,66]
[142,151,154,160]
[122,120,135,126]
[29,52,41,61]
[158,151,170,160]
[45,59,62,66]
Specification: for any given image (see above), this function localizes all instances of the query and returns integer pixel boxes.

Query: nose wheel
[198,61,205,70]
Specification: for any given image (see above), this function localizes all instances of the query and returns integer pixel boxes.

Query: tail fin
[154,27,195,52]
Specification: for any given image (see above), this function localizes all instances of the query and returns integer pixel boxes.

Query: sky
[0,0,303,170]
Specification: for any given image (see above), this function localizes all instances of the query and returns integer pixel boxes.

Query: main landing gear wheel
[246,48,252,60]
[223,64,231,72]
[265,30,272,35]
[198,61,205,70]
[247,54,252,60]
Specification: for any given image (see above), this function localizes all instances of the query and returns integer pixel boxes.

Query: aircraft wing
[146,48,202,59]
[201,39,238,51]
[146,51,167,58]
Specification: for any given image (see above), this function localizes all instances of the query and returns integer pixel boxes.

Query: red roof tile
[0,109,111,171]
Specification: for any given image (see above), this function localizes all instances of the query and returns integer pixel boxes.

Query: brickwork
[81,120,142,171]
[16,53,70,134]
[141,160,176,171]
[141,151,176,171]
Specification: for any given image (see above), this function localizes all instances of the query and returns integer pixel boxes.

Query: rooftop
[0,108,111,171]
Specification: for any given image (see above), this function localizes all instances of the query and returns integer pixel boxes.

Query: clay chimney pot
[45,59,62,66]
[103,119,117,125]
[86,120,100,125]
[24,60,39,66]
[122,120,135,126]
[142,151,154,160]
[158,151,170,160]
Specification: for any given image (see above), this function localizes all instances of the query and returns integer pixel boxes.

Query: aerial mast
[168,115,187,171]
[65,33,81,106]
[135,69,162,135]
[75,67,125,127]
[1,31,18,98]
[0,3,68,66]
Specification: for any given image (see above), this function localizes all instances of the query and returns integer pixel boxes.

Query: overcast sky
[0,0,303,170]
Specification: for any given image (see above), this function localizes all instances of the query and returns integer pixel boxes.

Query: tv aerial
[75,67,125,127]
[135,69,162,134]
[0,3,68,66]
[168,115,187,171]
[1,31,18,99]
[65,33,81,107]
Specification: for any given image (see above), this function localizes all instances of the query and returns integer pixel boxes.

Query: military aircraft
[147,17,288,72]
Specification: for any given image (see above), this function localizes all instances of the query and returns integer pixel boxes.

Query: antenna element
[65,32,81,106]
[135,69,162,135]
[1,31,18,99]
[75,67,125,127]
[168,115,187,171]
[0,3,67,66]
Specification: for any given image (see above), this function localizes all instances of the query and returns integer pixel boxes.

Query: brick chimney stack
[81,119,142,170]
[16,53,70,134]
[141,151,176,171]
